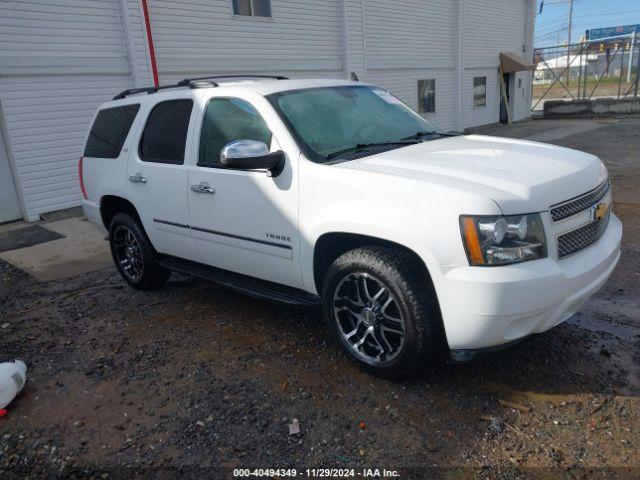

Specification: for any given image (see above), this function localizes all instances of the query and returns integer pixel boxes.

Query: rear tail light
[78,156,88,199]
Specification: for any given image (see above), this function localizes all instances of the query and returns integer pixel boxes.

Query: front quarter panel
[298,157,502,294]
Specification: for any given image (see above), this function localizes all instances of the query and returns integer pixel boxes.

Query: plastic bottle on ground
[0,360,27,410]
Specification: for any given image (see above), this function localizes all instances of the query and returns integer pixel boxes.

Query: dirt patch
[1,118,639,478]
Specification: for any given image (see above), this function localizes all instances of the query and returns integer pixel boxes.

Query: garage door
[0,124,21,223]
[0,0,135,221]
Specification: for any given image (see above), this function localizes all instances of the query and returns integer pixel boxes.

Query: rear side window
[139,100,193,164]
[84,104,140,158]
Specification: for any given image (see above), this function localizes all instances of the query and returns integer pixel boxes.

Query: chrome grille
[557,210,610,258]
[550,180,610,222]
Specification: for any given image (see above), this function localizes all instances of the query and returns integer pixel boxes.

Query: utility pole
[567,0,574,85]
[635,32,640,97]
[628,31,636,84]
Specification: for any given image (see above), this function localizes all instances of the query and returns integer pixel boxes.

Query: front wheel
[322,246,440,379]
[109,212,170,290]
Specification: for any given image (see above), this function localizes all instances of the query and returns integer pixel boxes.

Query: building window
[139,100,193,165]
[473,77,487,107]
[418,79,435,113]
[233,0,271,17]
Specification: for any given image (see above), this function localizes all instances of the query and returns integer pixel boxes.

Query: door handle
[128,173,147,184]
[191,183,215,194]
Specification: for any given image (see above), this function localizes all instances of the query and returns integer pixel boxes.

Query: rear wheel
[322,246,440,379]
[109,213,170,290]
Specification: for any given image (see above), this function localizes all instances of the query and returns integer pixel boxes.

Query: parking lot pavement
[0,117,639,476]
[0,216,111,281]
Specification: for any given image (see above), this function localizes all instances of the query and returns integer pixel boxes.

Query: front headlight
[460,214,547,266]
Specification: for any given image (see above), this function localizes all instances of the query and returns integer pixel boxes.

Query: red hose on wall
[141,0,159,87]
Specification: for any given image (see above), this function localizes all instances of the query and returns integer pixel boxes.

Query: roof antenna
[350,72,359,81]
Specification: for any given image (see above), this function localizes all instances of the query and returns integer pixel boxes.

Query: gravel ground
[1,117,639,479]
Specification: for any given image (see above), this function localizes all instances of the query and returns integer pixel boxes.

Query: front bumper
[437,212,622,351]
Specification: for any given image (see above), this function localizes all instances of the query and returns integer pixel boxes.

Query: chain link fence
[533,34,640,111]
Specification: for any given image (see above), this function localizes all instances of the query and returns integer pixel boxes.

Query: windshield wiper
[326,140,418,161]
[401,130,442,141]
[402,130,462,141]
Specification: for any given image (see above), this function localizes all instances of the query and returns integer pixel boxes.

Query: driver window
[198,98,273,168]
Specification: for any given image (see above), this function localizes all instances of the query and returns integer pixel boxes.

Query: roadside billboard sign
[586,24,640,41]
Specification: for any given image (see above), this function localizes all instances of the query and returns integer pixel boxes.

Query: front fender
[298,159,501,295]
[301,209,452,298]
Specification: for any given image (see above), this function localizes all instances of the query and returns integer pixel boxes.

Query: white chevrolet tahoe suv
[80,77,621,378]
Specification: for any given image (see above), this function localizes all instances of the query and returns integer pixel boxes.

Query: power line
[536,25,569,35]
[538,18,568,29]
[542,0,581,5]
[537,9,640,35]
[536,19,570,35]
[541,12,569,23]
[573,10,640,19]
[536,23,568,35]
[535,28,568,40]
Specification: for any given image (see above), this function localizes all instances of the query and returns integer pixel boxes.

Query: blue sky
[535,0,640,47]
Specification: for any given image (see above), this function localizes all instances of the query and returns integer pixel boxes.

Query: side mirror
[220,140,284,175]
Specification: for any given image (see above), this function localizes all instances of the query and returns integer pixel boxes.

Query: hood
[336,135,607,215]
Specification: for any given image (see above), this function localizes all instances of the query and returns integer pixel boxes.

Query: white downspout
[456,0,465,132]
[360,0,367,80]
[117,0,140,88]
[340,0,350,79]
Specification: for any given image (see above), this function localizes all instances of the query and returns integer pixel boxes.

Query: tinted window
[252,0,271,17]
[84,105,140,158]
[199,98,272,167]
[232,0,251,15]
[139,100,193,164]
[232,0,271,17]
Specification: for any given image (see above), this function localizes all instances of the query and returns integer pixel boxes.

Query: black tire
[108,212,170,290]
[322,246,441,379]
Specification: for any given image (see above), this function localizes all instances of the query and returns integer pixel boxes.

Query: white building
[0,0,536,223]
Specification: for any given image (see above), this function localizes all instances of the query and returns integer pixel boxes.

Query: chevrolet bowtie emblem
[593,202,610,221]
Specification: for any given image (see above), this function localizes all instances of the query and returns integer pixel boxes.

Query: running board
[158,256,321,306]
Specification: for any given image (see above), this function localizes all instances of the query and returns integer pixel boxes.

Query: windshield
[267,85,438,163]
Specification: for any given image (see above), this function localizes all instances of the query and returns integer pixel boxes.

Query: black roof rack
[113,75,289,100]
[112,84,184,100]
[176,74,288,86]
[113,87,157,100]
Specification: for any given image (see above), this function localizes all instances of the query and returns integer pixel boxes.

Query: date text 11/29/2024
[233,468,400,477]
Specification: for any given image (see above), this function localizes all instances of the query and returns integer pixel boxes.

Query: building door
[500,73,511,124]
[0,125,21,223]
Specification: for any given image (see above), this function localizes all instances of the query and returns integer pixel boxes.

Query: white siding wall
[122,0,152,87]
[363,0,454,70]
[343,0,366,80]
[464,0,527,68]
[367,69,458,132]
[463,67,500,127]
[462,0,532,128]
[342,0,534,130]
[146,0,344,84]
[0,0,134,220]
[357,0,457,131]
[514,0,536,121]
